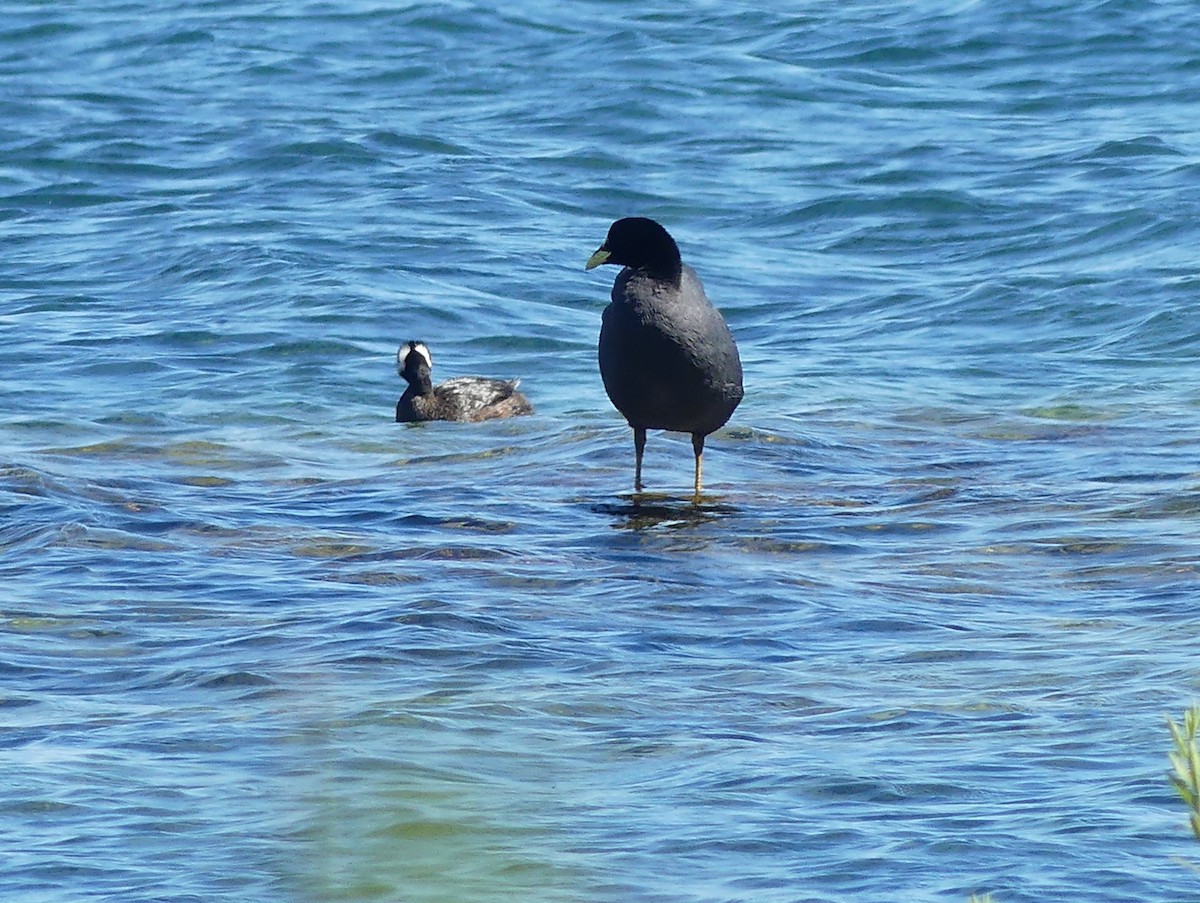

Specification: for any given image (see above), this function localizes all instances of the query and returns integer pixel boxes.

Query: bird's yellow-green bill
[585,248,611,270]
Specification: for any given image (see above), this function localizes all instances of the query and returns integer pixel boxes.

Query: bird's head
[586,217,682,285]
[397,340,433,387]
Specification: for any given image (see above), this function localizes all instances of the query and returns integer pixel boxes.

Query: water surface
[3,2,1199,901]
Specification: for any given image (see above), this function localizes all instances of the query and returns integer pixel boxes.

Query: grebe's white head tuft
[397,341,433,375]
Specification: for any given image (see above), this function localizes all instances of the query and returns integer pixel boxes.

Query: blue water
[3,2,1200,901]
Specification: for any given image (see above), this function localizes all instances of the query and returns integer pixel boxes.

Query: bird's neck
[402,374,433,397]
[634,260,682,288]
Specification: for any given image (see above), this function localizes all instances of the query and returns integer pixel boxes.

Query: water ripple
[2,2,1200,902]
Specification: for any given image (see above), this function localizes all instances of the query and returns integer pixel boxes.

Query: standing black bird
[585,217,743,494]
[395,341,532,423]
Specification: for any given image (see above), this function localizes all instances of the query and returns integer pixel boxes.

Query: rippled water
[3,2,1200,901]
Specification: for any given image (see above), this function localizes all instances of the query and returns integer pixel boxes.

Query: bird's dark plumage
[585,217,743,494]
[395,341,532,423]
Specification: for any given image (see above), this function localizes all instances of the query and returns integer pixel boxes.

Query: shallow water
[3,2,1200,901]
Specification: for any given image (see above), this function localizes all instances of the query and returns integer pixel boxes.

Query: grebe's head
[397,340,433,383]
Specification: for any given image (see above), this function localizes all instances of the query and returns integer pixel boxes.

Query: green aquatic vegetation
[1168,705,1200,841]
[1023,403,1114,422]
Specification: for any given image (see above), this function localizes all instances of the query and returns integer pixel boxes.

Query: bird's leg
[692,433,705,497]
[633,427,646,492]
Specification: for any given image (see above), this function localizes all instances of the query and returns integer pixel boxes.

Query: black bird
[395,341,532,423]
[585,217,743,494]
